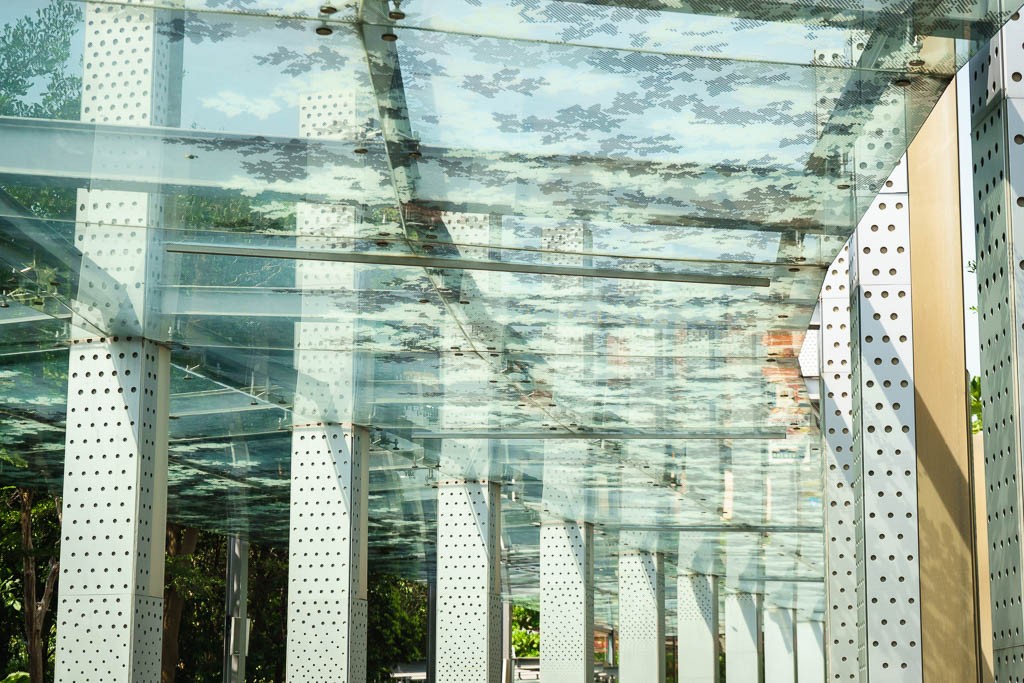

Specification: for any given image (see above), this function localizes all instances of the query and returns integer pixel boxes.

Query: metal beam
[164,242,771,287]
[412,430,787,440]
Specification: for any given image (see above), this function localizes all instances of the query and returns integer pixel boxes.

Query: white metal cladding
[72,0,182,340]
[848,159,923,681]
[819,238,860,682]
[618,550,665,682]
[796,620,826,683]
[286,425,369,682]
[56,338,170,682]
[969,24,1024,683]
[57,5,178,678]
[725,592,763,683]
[763,607,796,683]
[539,521,594,683]
[677,573,720,683]
[436,481,503,683]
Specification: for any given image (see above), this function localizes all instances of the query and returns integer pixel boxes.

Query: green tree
[0,488,60,683]
[971,375,983,435]
[0,0,82,120]
[511,604,540,657]
[366,573,429,682]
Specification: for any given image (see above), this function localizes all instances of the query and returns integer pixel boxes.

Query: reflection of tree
[256,44,350,76]
[0,0,82,120]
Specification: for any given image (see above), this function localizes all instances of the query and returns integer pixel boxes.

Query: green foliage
[366,573,429,682]
[971,375,983,435]
[1,672,29,683]
[0,0,82,120]
[0,573,20,612]
[0,488,61,679]
[511,604,539,657]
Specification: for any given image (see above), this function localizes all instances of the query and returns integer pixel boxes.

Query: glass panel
[0,0,1011,617]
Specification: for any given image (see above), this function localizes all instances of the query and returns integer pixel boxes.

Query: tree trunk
[162,524,199,683]
[17,488,59,683]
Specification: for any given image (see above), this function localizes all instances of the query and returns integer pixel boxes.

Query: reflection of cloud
[202,91,282,120]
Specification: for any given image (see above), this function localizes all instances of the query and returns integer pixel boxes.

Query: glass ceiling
[0,0,1008,626]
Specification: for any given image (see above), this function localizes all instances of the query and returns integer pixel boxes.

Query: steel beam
[222,536,249,683]
[165,241,771,287]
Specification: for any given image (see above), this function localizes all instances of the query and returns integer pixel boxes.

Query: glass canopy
[0,0,1008,625]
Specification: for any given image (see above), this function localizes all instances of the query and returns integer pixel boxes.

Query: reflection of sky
[395,0,856,65]
[178,17,371,136]
[399,30,817,165]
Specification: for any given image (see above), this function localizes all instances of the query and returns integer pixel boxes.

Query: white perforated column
[286,425,368,681]
[848,158,922,681]
[725,592,763,683]
[969,21,1024,679]
[56,339,170,681]
[796,620,825,683]
[56,2,179,679]
[818,241,860,681]
[677,574,720,683]
[284,67,370,682]
[436,480,502,683]
[763,607,796,683]
[618,550,665,682]
[540,522,594,683]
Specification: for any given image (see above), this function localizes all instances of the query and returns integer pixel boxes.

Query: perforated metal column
[56,3,180,678]
[436,480,503,683]
[848,157,922,681]
[725,592,763,683]
[540,521,594,683]
[796,620,825,683]
[969,21,1024,679]
[764,607,796,683]
[286,425,368,681]
[677,574,720,683]
[818,240,860,681]
[618,550,665,682]
[56,338,170,681]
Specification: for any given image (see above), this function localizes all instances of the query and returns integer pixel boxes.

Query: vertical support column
[848,156,923,680]
[725,592,763,683]
[796,620,825,683]
[427,579,437,683]
[819,240,860,681]
[286,425,369,681]
[502,600,513,683]
[677,574,720,683]
[540,521,594,683]
[285,71,370,682]
[908,79,985,681]
[223,536,248,683]
[969,27,1024,679]
[618,549,665,682]
[763,607,796,683]
[436,480,502,683]
[56,2,180,679]
[56,339,170,681]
